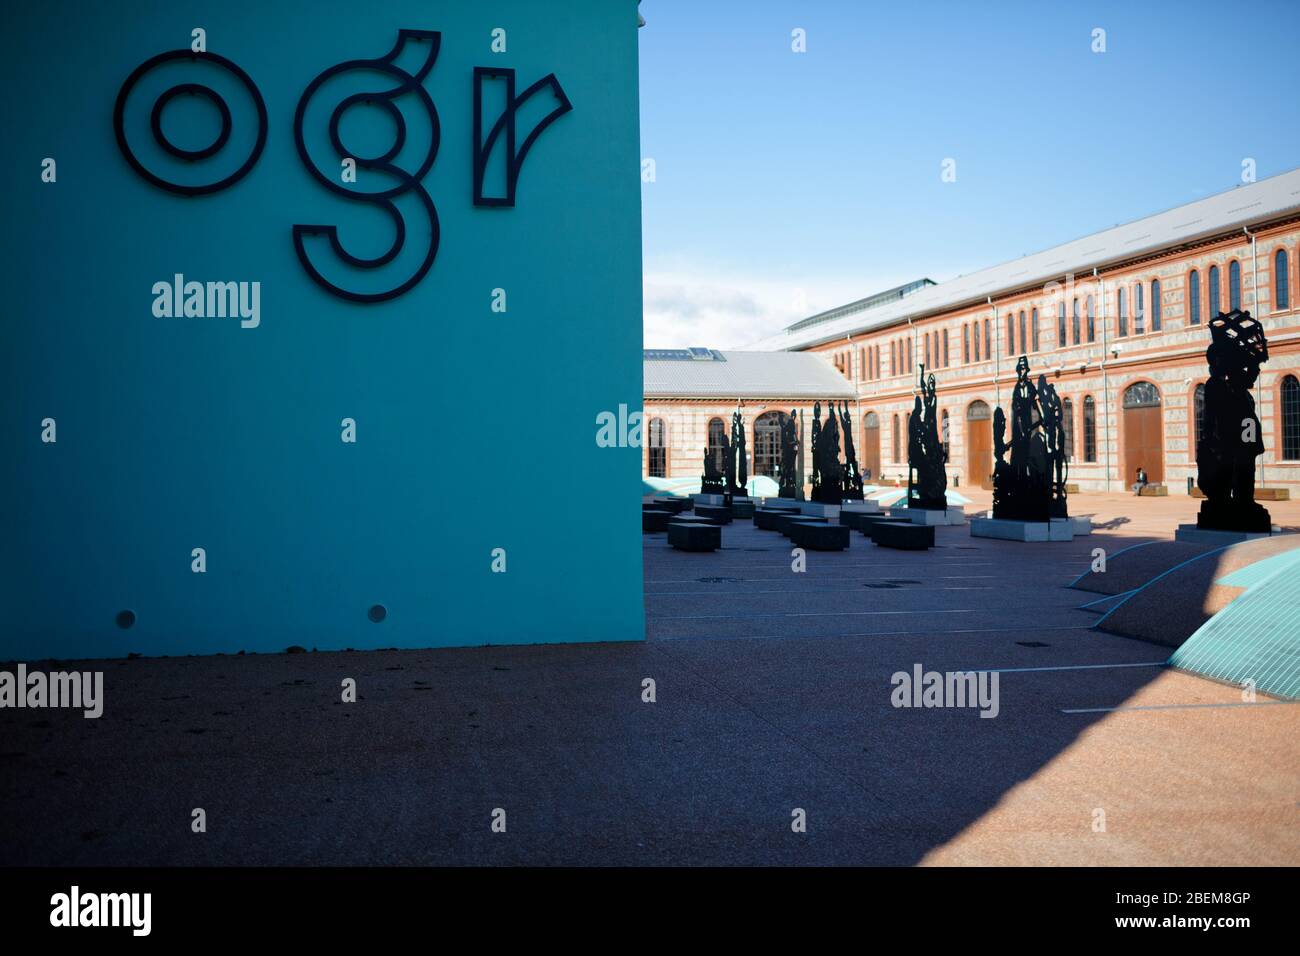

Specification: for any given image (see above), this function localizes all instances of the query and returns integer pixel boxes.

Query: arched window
[1083,395,1097,462]
[1019,310,1027,353]
[984,318,991,358]
[1122,381,1162,408]
[1151,279,1162,331]
[1031,307,1040,351]
[1276,249,1290,311]
[648,417,668,477]
[1006,312,1015,356]
[1071,298,1081,344]
[1134,282,1145,334]
[962,323,970,364]
[1188,269,1201,325]
[752,411,785,477]
[892,413,901,463]
[1117,286,1128,336]
[967,400,991,420]
[973,322,980,361]
[706,417,726,471]
[1282,375,1300,461]
[1057,300,1067,346]
[942,329,950,367]
[1062,397,1074,462]
[1086,296,1095,342]
[1193,384,1205,454]
[906,338,913,371]
[1208,264,1220,317]
[1229,260,1241,311]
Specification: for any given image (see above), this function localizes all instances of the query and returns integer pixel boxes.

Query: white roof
[750,166,1300,352]
[644,349,857,400]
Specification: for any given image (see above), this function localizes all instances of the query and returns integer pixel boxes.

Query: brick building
[655,168,1300,495]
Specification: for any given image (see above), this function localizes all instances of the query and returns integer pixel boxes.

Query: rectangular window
[1031,308,1039,351]
[1058,302,1066,346]
[1118,287,1128,336]
[1189,270,1201,325]
[963,324,970,363]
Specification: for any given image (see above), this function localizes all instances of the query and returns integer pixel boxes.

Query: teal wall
[0,0,645,659]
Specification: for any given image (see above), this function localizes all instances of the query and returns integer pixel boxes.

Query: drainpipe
[907,316,916,379]
[1245,225,1264,490]
[1096,268,1111,493]
[989,297,1000,408]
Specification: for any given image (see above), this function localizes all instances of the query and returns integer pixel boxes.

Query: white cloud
[642,268,917,349]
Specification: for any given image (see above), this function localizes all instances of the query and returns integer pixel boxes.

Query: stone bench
[838,510,874,531]
[753,508,790,531]
[1138,484,1168,497]
[788,520,850,551]
[1256,487,1291,501]
[778,513,827,537]
[870,521,935,550]
[729,500,756,519]
[857,514,915,537]
[650,497,689,513]
[693,504,733,524]
[642,509,674,533]
[668,520,720,551]
[1064,483,1080,494]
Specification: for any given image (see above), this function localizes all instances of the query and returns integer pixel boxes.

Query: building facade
[748,170,1300,495]
[642,350,858,494]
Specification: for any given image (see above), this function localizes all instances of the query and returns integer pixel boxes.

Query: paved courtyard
[2,492,1297,865]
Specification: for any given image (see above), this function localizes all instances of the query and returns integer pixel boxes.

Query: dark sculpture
[810,401,843,504]
[907,367,948,510]
[1196,309,1271,533]
[700,435,725,495]
[1038,377,1069,518]
[840,402,864,500]
[810,402,823,495]
[778,410,799,498]
[991,356,1066,522]
[728,407,748,497]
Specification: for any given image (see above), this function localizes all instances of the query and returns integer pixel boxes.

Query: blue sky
[638,0,1300,347]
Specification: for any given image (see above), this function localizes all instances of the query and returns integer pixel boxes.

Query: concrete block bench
[857,514,915,537]
[1138,484,1168,497]
[788,520,850,551]
[668,520,721,552]
[753,508,791,531]
[838,510,873,531]
[778,513,827,537]
[642,509,674,533]
[1064,483,1080,494]
[1255,487,1291,501]
[729,500,756,519]
[650,497,689,513]
[693,504,733,525]
[870,521,935,550]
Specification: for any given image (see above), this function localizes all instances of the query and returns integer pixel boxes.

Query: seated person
[1131,467,1148,495]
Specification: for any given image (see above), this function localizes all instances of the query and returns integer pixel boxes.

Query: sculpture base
[1175,524,1275,545]
[889,506,966,526]
[797,501,841,519]
[840,500,882,514]
[1196,499,1272,534]
[971,518,1073,542]
[1068,516,1092,535]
